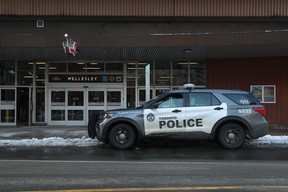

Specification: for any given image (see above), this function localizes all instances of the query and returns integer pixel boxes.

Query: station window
[155,61,170,86]
[0,61,15,85]
[49,63,67,72]
[17,61,33,86]
[172,62,188,86]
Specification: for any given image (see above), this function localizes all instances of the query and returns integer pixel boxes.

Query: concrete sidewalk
[0,125,287,140]
[0,126,88,139]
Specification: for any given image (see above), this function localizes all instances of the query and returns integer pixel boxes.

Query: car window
[157,93,184,108]
[224,93,260,105]
[189,93,221,107]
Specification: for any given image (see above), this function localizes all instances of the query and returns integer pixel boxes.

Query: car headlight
[99,112,115,119]
[104,113,115,119]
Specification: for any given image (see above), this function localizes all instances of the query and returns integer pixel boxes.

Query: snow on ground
[0,135,287,147]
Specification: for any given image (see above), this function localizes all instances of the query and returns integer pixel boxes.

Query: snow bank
[0,135,287,147]
[0,137,100,147]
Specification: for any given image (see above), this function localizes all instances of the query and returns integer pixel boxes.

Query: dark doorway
[17,88,30,126]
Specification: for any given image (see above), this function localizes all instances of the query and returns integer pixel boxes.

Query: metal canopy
[1,44,288,62]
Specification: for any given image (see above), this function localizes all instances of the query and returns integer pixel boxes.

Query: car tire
[109,124,136,149]
[218,123,245,149]
[87,112,97,139]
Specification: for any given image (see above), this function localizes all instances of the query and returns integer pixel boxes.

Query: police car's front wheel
[218,123,245,149]
[109,124,136,149]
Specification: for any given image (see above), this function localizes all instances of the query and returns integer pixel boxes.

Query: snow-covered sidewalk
[0,135,287,147]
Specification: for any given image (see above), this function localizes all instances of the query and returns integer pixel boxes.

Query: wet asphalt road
[0,140,288,162]
[0,141,288,191]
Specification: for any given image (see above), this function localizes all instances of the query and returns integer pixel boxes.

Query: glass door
[87,89,105,124]
[107,89,124,110]
[67,89,84,126]
[0,88,16,126]
[49,89,66,125]
[49,87,124,126]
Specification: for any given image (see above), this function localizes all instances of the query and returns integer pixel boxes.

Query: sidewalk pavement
[0,126,88,139]
[0,125,287,140]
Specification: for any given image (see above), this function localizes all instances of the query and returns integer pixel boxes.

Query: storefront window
[51,110,65,121]
[68,63,86,73]
[51,91,65,106]
[1,89,15,104]
[36,63,46,86]
[172,62,188,86]
[36,88,45,122]
[86,62,104,73]
[155,61,170,86]
[138,62,152,86]
[88,91,104,106]
[190,62,206,86]
[1,110,15,123]
[107,91,121,106]
[0,61,15,85]
[68,110,83,121]
[17,61,33,86]
[49,63,67,72]
[106,63,123,73]
[127,63,136,86]
[68,91,84,106]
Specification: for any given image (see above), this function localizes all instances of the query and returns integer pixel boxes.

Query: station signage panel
[49,74,123,83]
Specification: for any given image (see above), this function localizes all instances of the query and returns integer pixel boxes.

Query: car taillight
[253,107,266,117]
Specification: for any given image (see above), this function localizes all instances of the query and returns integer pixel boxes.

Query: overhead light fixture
[90,62,97,65]
[30,62,46,65]
[178,61,198,65]
[36,62,46,64]
[160,77,174,79]
[83,67,101,70]
[183,49,192,54]
[128,62,148,65]
[77,62,85,65]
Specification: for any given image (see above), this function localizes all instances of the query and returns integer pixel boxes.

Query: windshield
[136,98,155,109]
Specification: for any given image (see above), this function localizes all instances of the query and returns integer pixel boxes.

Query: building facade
[1,0,288,127]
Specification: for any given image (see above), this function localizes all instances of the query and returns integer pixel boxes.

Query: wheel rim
[224,128,242,144]
[115,128,130,144]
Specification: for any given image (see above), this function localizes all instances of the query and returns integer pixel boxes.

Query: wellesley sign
[49,74,123,83]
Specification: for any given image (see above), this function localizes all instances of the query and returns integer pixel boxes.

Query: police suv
[88,84,268,149]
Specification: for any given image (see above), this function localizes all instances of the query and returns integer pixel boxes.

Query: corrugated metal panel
[207,58,288,125]
[175,0,288,17]
[1,0,288,17]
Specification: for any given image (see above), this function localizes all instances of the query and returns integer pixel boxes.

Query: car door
[185,92,227,136]
[143,93,186,136]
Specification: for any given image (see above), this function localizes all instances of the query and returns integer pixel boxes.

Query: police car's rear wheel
[109,124,136,149]
[218,123,245,149]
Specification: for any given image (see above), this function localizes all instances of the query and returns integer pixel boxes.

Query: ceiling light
[183,49,192,54]
[178,62,198,65]
[83,67,101,70]
[36,62,46,64]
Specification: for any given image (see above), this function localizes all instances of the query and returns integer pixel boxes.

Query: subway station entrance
[48,86,124,126]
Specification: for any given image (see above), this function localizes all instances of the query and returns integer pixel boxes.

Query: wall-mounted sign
[49,74,123,83]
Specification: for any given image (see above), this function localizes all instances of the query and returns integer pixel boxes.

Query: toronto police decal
[146,113,155,122]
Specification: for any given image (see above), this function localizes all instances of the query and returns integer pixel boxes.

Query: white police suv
[88,84,268,149]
